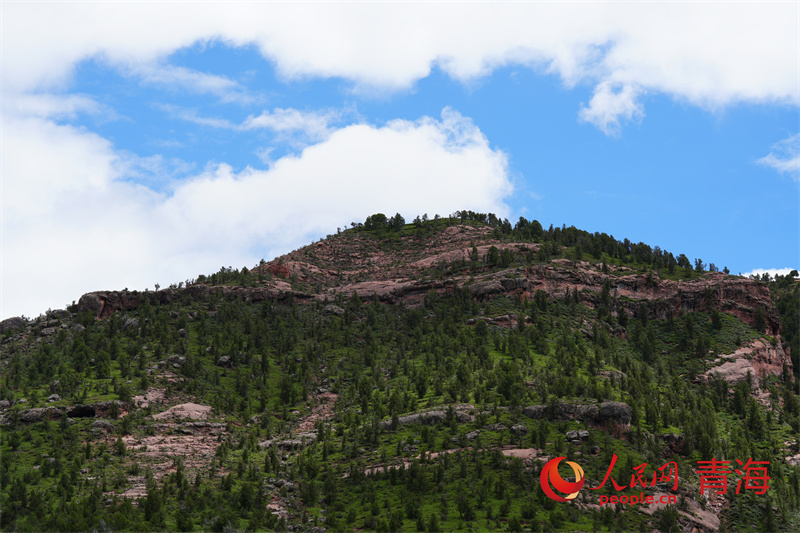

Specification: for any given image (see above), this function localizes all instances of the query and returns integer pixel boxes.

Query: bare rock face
[378,405,476,430]
[701,338,792,386]
[78,291,141,319]
[0,316,27,333]
[260,433,318,450]
[522,403,599,422]
[526,267,780,335]
[523,401,631,428]
[153,403,212,421]
[15,407,64,424]
[598,402,632,426]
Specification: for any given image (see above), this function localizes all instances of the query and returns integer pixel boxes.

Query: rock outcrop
[700,338,793,386]
[0,316,27,333]
[152,403,212,421]
[77,282,303,320]
[523,401,632,427]
[68,223,781,341]
[378,405,476,430]
[73,270,780,338]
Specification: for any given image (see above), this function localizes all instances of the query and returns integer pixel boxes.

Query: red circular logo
[540,457,585,502]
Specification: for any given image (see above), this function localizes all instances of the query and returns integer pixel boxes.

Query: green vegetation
[0,214,798,532]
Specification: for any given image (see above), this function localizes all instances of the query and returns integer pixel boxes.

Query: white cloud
[757,133,800,179]
[1,109,511,318]
[242,108,340,142]
[742,268,799,279]
[255,147,275,165]
[578,82,644,135]
[157,104,238,129]
[160,104,341,143]
[2,2,797,131]
[5,93,111,121]
[130,63,258,105]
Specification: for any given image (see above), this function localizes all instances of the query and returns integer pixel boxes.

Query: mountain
[1,213,798,532]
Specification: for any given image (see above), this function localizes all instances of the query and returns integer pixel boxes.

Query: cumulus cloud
[578,82,644,135]
[757,133,800,179]
[1,109,511,318]
[2,2,797,130]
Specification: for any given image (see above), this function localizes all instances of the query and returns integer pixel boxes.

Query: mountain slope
[1,214,798,532]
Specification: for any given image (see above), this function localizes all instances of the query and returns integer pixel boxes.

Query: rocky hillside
[1,214,798,532]
[55,221,781,336]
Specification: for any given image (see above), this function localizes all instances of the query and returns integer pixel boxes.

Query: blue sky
[2,2,798,319]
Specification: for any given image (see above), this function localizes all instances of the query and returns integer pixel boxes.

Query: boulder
[92,419,114,434]
[216,356,233,368]
[455,411,475,423]
[47,394,61,402]
[0,316,27,333]
[167,355,186,367]
[598,402,632,426]
[510,424,529,436]
[378,410,447,430]
[566,430,579,441]
[19,407,62,423]
[323,305,345,316]
[77,293,104,317]
[0,400,10,410]
[49,309,71,320]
